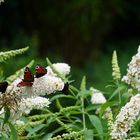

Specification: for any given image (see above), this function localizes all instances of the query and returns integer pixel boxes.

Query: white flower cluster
[0,0,4,4]
[6,82,30,99]
[122,46,140,90]
[10,96,50,122]
[90,87,112,120]
[110,94,140,140]
[90,88,106,104]
[19,96,50,114]
[32,75,64,96]
[0,62,70,123]
[46,63,71,76]
[10,63,70,97]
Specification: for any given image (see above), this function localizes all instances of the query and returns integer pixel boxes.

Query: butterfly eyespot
[35,64,47,78]
[25,67,29,72]
[35,65,39,69]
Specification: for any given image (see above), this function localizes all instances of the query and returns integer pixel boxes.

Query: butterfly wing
[17,67,34,87]
[17,81,33,87]
[35,64,47,78]
[0,81,8,93]
[24,67,34,82]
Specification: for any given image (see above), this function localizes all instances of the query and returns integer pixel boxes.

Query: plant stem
[117,80,121,106]
[81,96,86,130]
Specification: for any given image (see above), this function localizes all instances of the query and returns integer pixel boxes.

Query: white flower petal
[46,63,70,76]
[122,46,140,90]
[111,94,140,140]
[32,75,64,96]
[90,88,106,104]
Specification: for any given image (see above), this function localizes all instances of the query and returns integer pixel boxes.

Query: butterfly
[17,67,34,87]
[35,64,47,78]
[62,82,69,95]
[0,81,8,93]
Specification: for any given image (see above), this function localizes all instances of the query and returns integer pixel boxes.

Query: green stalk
[116,80,121,106]
[81,96,86,130]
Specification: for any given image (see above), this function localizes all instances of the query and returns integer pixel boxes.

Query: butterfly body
[62,83,69,95]
[17,67,34,87]
[35,64,47,78]
[0,81,8,93]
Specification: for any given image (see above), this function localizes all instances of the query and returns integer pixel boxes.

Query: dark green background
[0,0,140,89]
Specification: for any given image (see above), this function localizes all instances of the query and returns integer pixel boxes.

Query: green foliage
[0,46,29,63]
[80,76,86,91]
[0,47,31,139]
[88,115,103,140]
[8,122,18,140]
[0,47,140,140]
[3,107,10,125]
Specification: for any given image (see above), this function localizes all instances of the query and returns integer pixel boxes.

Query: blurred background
[0,0,140,89]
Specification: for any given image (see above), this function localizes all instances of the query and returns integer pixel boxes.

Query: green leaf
[85,104,101,112]
[27,124,45,137]
[3,107,10,125]
[84,129,93,140]
[77,90,91,98]
[50,94,75,102]
[69,85,79,93]
[56,99,63,110]
[25,126,32,132]
[0,46,29,63]
[1,132,9,140]
[0,67,4,80]
[8,122,18,140]
[51,127,65,135]
[99,101,117,117]
[80,76,86,90]
[122,92,132,102]
[108,85,125,101]
[42,133,53,140]
[121,92,132,105]
[88,115,103,140]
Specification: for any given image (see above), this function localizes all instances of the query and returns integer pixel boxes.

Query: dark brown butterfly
[17,67,34,87]
[0,81,8,93]
[35,64,47,78]
[62,83,69,95]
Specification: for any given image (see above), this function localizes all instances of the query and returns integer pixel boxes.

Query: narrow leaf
[99,101,117,117]
[88,115,103,140]
[85,129,93,140]
[8,122,18,140]
[80,76,86,90]
[69,85,79,93]
[42,133,53,140]
[50,94,75,102]
[108,85,125,101]
[3,107,10,125]
[27,124,45,136]
[85,104,101,112]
